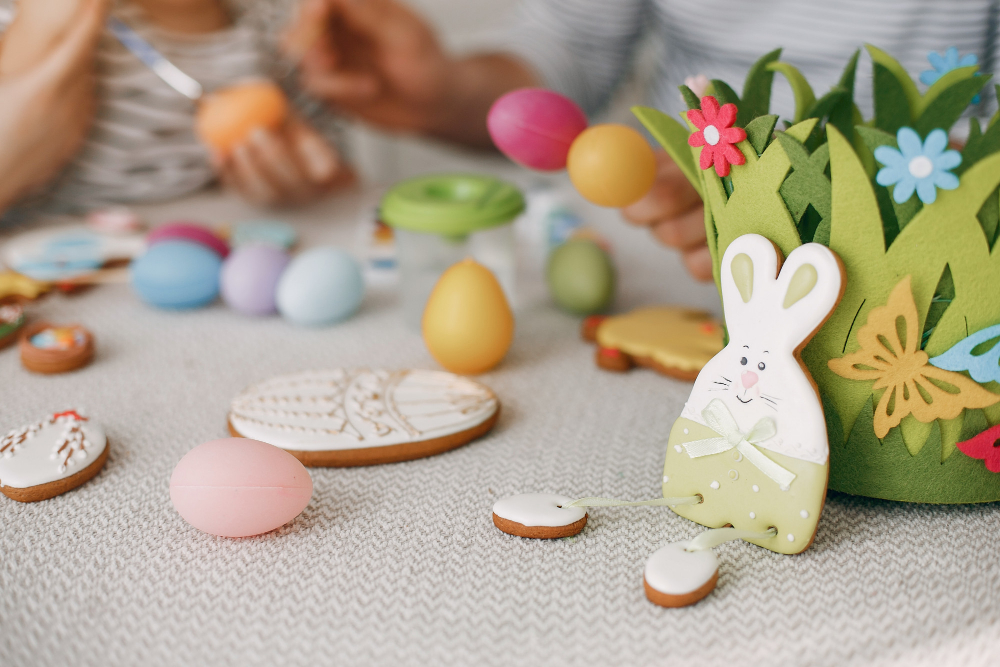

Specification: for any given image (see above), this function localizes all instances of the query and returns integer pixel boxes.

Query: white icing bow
[682,399,796,489]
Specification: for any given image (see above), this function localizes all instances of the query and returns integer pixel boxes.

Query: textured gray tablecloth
[1,185,997,667]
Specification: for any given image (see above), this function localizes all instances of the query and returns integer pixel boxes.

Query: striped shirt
[0,0,340,216]
[504,0,1000,125]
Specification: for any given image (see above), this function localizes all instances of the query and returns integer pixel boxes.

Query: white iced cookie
[0,411,109,502]
[228,369,500,467]
[643,541,720,608]
[1,223,146,281]
[492,493,588,539]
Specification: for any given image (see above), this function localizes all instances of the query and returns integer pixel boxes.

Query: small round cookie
[643,541,719,608]
[492,493,588,539]
[0,411,109,502]
[0,304,26,349]
[19,322,94,374]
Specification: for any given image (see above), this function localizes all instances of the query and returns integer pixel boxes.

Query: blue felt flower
[874,128,962,204]
[920,47,981,103]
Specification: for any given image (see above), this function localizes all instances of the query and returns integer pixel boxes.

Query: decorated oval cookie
[19,322,94,374]
[228,369,500,466]
[643,541,719,608]
[492,493,588,539]
[1,223,146,281]
[0,411,109,502]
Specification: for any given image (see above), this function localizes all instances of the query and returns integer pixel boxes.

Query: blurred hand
[622,149,712,282]
[213,115,355,207]
[285,0,456,134]
[0,0,105,212]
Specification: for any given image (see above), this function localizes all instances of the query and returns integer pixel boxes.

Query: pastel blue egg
[130,240,222,309]
[276,247,364,326]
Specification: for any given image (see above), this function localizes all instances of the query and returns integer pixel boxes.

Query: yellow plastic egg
[196,81,290,155]
[422,259,514,375]
[567,124,657,207]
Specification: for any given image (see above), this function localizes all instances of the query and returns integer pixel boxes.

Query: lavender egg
[220,243,291,316]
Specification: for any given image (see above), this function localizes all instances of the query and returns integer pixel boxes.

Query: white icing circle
[703,125,721,146]
[728,469,738,480]
[674,445,683,453]
[683,428,689,435]
[662,475,669,483]
[492,493,586,528]
[644,541,719,596]
[800,510,809,519]
[229,369,499,452]
[0,412,106,489]
[709,481,720,490]
[752,484,760,492]
[908,155,934,179]
[749,511,756,519]
[787,533,795,542]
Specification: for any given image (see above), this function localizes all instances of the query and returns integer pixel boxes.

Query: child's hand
[212,115,355,207]
[0,0,104,212]
[622,150,712,282]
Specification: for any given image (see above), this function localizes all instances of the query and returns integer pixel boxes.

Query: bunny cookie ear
[719,234,781,328]
[772,243,844,351]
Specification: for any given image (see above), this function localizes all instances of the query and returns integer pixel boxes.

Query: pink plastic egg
[148,222,230,258]
[487,88,588,171]
[170,438,312,538]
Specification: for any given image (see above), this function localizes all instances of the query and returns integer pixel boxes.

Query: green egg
[546,238,616,315]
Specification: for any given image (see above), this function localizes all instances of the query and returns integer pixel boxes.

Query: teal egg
[546,239,615,315]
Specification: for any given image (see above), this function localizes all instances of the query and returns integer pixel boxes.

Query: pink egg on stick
[487,88,588,171]
[170,438,313,538]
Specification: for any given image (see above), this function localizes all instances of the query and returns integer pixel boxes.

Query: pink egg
[488,88,588,171]
[170,438,312,538]
[148,222,230,258]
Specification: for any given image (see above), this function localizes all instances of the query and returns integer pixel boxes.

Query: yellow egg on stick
[567,124,657,207]
[422,259,514,375]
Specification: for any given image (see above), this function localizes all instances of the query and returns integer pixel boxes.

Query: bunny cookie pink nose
[741,371,759,388]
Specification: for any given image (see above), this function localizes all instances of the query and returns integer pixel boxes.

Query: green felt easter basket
[635,46,1000,503]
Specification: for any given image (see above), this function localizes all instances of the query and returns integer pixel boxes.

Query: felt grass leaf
[633,106,702,195]
[776,133,831,229]
[874,128,961,205]
[955,424,1000,472]
[929,323,1000,383]
[959,117,1000,175]
[765,61,815,123]
[872,62,914,134]
[920,264,954,348]
[739,48,782,126]
[914,73,993,137]
[827,276,1000,438]
[977,186,1000,249]
[710,80,741,111]
[867,45,922,118]
[679,85,701,111]
[744,114,778,156]
[856,125,922,234]
[826,50,861,143]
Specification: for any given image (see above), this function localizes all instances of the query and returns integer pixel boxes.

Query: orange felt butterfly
[828,276,1000,438]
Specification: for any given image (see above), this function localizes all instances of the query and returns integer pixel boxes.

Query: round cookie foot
[643,541,719,608]
[492,493,588,539]
[581,315,606,342]
[596,347,632,372]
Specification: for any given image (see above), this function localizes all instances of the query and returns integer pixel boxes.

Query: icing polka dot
[709,481,720,490]
[800,510,809,519]
[683,428,689,435]
[752,485,759,492]
[674,445,683,453]
[731,450,743,462]
[749,511,756,519]
[787,534,795,542]
[663,475,669,483]
[728,469,738,481]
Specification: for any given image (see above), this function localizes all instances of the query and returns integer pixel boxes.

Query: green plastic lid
[380,174,525,236]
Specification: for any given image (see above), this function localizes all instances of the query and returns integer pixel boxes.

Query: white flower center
[703,125,721,146]
[908,155,934,179]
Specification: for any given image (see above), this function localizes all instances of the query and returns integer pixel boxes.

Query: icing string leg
[560,495,702,509]
[643,526,778,609]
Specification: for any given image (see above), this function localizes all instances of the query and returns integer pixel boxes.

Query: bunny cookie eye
[740,357,748,365]
[758,362,766,371]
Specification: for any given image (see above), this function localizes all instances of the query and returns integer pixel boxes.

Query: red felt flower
[956,424,1000,473]
[687,96,747,177]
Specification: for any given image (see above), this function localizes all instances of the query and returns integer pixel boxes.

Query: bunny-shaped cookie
[662,234,844,554]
